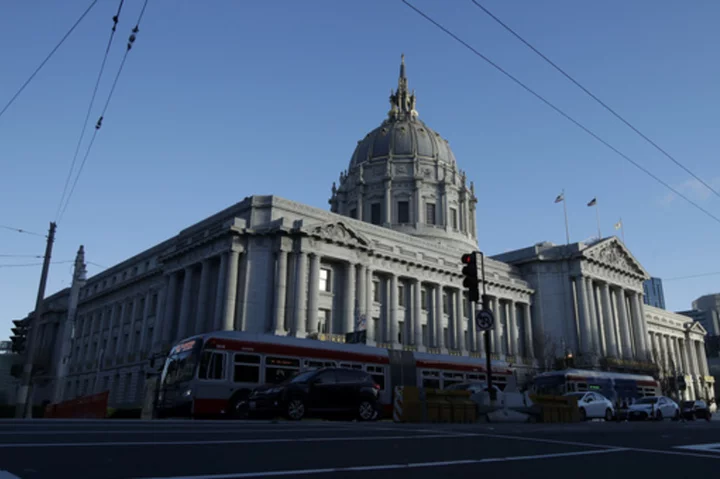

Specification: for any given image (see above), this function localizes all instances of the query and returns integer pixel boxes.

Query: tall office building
[643,277,666,309]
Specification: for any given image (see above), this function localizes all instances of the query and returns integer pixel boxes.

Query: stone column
[631,293,649,360]
[599,283,617,358]
[523,303,535,359]
[177,267,194,339]
[116,300,128,360]
[435,284,444,349]
[584,278,601,355]
[384,179,392,225]
[413,181,422,226]
[491,296,501,354]
[213,254,228,331]
[680,338,690,376]
[388,274,398,344]
[615,288,633,359]
[273,250,289,335]
[413,279,423,347]
[222,250,240,331]
[357,263,366,332]
[696,341,708,376]
[151,287,166,350]
[138,290,152,355]
[345,263,357,334]
[357,188,364,220]
[306,254,320,335]
[455,289,466,352]
[195,259,212,334]
[365,268,375,343]
[126,295,140,355]
[507,300,517,356]
[575,277,592,355]
[293,251,308,337]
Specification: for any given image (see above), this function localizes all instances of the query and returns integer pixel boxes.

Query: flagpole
[595,202,602,239]
[562,189,570,245]
[620,217,625,243]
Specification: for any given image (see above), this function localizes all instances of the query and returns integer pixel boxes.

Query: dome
[349,54,456,169]
[350,119,457,169]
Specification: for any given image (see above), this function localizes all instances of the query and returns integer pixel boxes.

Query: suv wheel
[358,400,377,421]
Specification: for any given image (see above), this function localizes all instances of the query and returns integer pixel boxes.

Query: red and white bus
[532,369,661,405]
[156,330,515,418]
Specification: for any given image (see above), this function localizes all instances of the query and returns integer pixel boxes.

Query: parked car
[563,391,615,421]
[247,367,380,421]
[681,400,712,421]
[627,396,680,421]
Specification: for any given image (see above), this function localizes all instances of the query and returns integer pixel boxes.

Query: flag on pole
[587,197,597,207]
[614,220,622,230]
[554,193,564,203]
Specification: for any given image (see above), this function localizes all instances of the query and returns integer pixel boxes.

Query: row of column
[574,277,649,360]
[274,248,533,358]
[651,331,709,378]
[75,289,157,367]
[157,250,242,349]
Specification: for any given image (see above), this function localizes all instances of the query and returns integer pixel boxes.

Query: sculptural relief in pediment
[584,240,647,277]
[308,222,371,249]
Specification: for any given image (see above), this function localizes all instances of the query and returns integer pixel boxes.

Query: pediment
[582,237,649,278]
[685,320,707,335]
[306,221,371,249]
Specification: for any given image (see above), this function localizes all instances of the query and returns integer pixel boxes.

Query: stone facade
[9,56,713,408]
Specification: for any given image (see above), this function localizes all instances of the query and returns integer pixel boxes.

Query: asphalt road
[1,418,720,478]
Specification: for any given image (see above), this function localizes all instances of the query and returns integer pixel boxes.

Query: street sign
[475,309,494,331]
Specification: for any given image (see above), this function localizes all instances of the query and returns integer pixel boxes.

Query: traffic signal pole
[479,252,495,401]
[15,221,57,418]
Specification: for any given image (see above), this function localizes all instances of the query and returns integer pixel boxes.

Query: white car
[627,396,680,421]
[564,391,615,421]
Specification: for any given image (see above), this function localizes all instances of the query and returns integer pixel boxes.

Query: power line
[664,271,720,282]
[469,0,720,201]
[0,254,43,259]
[0,225,45,238]
[56,0,126,222]
[0,0,99,122]
[87,261,107,269]
[58,0,150,221]
[0,260,72,269]
[402,0,720,226]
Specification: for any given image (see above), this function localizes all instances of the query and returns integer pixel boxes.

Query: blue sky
[2,0,719,337]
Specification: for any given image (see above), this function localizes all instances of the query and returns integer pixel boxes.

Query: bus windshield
[160,338,203,387]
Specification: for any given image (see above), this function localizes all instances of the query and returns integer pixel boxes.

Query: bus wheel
[287,398,305,421]
[229,396,249,419]
[358,400,377,421]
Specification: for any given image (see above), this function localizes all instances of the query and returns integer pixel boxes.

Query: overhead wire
[0,261,73,269]
[56,0,126,222]
[0,224,45,238]
[468,0,720,201]
[401,0,720,226]
[58,0,150,221]
[0,0,99,122]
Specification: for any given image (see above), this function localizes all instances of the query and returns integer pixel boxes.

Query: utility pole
[15,221,57,418]
[480,252,495,401]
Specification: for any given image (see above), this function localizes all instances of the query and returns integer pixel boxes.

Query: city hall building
[15,57,714,409]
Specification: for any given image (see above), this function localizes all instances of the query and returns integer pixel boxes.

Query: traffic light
[10,319,28,354]
[461,252,480,303]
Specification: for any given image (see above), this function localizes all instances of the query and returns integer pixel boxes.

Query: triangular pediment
[685,320,707,335]
[306,221,372,249]
[582,237,649,278]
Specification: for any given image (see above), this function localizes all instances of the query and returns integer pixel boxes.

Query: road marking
[675,443,720,453]
[0,471,22,479]
[0,433,475,448]
[0,427,366,436]
[132,448,630,478]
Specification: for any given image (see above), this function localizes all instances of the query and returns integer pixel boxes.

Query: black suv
[248,367,380,421]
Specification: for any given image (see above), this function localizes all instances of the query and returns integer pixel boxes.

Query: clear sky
[2,0,719,337]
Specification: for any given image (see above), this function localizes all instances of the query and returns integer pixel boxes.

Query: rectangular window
[265,356,300,383]
[373,281,380,302]
[199,352,226,380]
[371,203,382,225]
[426,203,436,225]
[319,268,331,292]
[450,208,458,229]
[398,284,406,307]
[349,208,357,219]
[421,290,428,311]
[443,293,449,314]
[318,309,331,334]
[398,201,410,224]
[233,353,260,383]
[398,321,404,344]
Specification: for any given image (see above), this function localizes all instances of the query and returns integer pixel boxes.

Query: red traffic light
[461,253,474,264]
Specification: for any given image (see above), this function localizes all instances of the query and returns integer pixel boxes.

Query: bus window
[339,362,363,370]
[199,351,226,380]
[265,357,300,383]
[233,353,260,383]
[365,365,385,390]
[467,373,486,382]
[304,360,336,370]
[442,372,464,388]
[421,370,441,389]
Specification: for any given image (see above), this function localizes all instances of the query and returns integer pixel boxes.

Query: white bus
[532,369,661,405]
[156,330,515,418]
